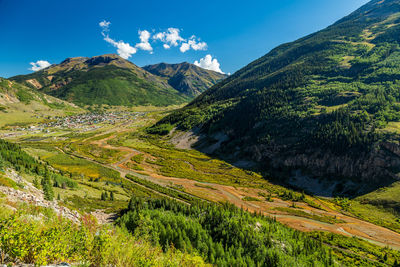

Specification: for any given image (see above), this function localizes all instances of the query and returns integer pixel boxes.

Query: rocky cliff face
[240,140,400,195]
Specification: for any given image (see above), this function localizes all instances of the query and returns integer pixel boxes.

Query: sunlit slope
[154,0,400,195]
[11,54,190,107]
[0,78,82,127]
[144,62,227,97]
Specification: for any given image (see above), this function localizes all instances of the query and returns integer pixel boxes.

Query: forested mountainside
[144,62,227,97]
[11,54,190,107]
[152,0,400,195]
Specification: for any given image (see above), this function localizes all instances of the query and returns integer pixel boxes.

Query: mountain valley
[3,0,400,266]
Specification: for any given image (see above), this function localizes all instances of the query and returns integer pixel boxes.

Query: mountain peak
[85,54,130,67]
[144,62,227,97]
[10,54,189,107]
[60,57,88,64]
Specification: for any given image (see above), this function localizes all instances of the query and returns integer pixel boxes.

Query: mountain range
[11,54,225,107]
[153,0,400,196]
[143,62,227,97]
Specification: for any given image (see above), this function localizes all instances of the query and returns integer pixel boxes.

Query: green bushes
[0,213,207,266]
[242,196,260,201]
[125,174,197,202]
[52,173,78,189]
[15,89,34,103]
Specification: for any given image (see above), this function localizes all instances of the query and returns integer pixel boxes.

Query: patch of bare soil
[170,129,201,149]
[26,79,42,89]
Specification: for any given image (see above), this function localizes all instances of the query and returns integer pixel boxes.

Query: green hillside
[11,54,190,107]
[153,0,400,195]
[144,62,227,97]
[0,78,82,127]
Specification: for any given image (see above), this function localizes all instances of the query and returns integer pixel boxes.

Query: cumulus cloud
[153,28,207,53]
[99,20,110,29]
[136,30,153,52]
[29,60,51,71]
[180,36,207,53]
[99,20,137,59]
[103,36,137,59]
[194,55,224,74]
[153,28,185,48]
[99,22,208,57]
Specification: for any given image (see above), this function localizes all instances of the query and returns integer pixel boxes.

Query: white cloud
[136,30,153,52]
[154,29,208,53]
[153,28,185,48]
[99,20,137,59]
[153,32,165,41]
[103,36,137,59]
[165,28,185,46]
[180,36,207,53]
[180,42,191,53]
[194,55,224,74]
[29,60,51,71]
[99,20,111,29]
[99,22,208,57]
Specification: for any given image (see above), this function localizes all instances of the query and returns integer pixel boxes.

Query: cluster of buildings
[42,112,138,129]
[1,112,144,137]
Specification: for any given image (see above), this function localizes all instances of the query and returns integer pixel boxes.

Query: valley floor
[1,108,400,265]
[71,128,400,250]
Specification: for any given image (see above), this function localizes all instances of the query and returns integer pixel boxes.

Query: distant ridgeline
[11,55,226,107]
[151,0,400,195]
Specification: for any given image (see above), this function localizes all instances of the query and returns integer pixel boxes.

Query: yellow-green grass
[121,135,275,189]
[29,146,121,181]
[274,207,345,224]
[357,182,400,205]
[53,181,130,202]
[349,182,400,232]
[313,104,349,115]
[348,201,400,233]
[0,174,19,189]
[383,121,400,134]
[340,56,355,68]
[70,143,128,164]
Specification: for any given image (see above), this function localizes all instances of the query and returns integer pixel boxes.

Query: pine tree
[41,174,54,201]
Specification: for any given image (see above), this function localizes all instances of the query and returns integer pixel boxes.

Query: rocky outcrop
[0,169,80,223]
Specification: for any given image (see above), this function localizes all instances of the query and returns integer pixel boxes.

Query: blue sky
[0,0,369,78]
